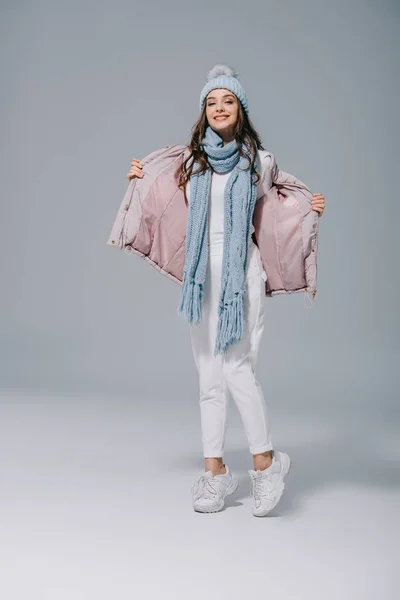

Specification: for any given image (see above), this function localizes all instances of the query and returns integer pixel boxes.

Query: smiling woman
[176,65,264,192]
[206,91,238,128]
[113,63,325,517]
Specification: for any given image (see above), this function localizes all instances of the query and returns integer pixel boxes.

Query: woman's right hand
[126,158,144,181]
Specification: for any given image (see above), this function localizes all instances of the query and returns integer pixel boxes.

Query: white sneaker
[191,465,239,513]
[249,451,291,517]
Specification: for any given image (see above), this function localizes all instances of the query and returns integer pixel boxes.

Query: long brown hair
[175,97,265,200]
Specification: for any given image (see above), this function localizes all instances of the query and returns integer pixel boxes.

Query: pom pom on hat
[206,64,236,80]
[199,63,249,114]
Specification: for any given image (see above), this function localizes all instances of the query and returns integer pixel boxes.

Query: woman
[124,65,325,516]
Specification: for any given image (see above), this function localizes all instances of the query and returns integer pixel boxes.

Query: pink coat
[107,144,319,299]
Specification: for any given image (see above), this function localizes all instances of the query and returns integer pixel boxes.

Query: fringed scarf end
[177,277,203,324]
[213,292,244,356]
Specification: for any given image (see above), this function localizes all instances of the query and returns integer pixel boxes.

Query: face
[205,88,239,137]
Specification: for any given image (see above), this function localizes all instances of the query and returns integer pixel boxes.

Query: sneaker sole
[253,453,292,517]
[193,475,239,513]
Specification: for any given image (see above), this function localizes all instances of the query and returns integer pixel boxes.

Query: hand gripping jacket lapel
[107,144,319,299]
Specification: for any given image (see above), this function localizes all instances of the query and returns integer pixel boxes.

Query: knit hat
[199,64,249,114]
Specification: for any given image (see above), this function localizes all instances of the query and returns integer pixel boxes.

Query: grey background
[1,1,399,599]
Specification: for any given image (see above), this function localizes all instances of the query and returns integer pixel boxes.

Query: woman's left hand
[311,193,325,216]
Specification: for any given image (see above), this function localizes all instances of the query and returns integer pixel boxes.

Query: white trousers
[189,240,273,458]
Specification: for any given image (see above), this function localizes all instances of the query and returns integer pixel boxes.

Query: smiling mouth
[214,116,229,121]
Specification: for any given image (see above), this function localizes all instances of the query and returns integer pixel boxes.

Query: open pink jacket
[107,144,319,299]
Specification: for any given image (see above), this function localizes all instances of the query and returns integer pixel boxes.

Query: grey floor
[0,385,398,600]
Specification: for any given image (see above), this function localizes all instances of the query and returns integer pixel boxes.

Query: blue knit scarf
[177,126,258,355]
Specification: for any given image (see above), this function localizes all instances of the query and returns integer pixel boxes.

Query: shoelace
[191,475,220,501]
[251,472,274,502]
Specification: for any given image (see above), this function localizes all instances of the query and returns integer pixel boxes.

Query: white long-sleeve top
[185,149,273,256]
